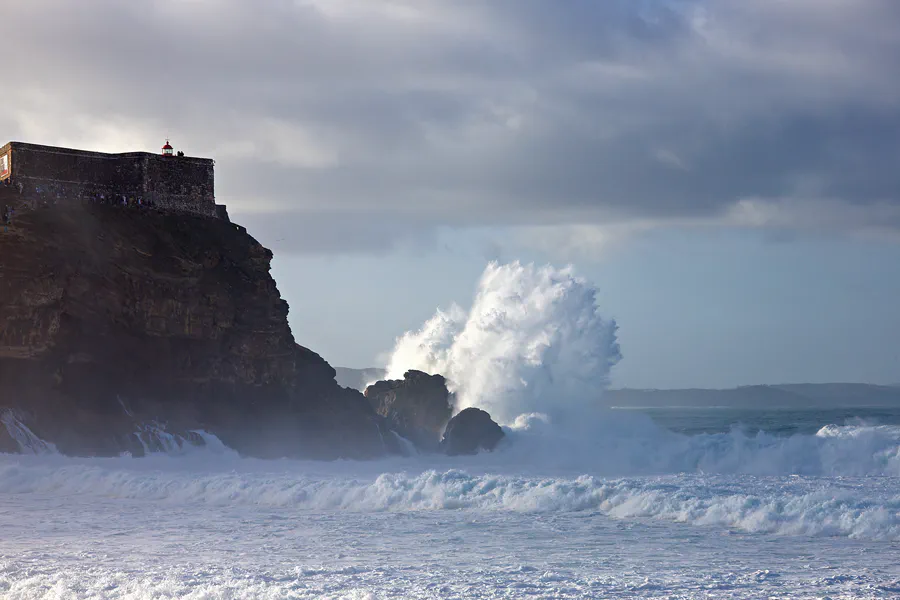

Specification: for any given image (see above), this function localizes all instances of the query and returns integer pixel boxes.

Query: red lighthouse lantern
[162,139,174,156]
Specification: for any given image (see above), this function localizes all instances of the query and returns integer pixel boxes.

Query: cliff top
[1,141,213,164]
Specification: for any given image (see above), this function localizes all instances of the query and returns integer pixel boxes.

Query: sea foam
[1,457,897,540]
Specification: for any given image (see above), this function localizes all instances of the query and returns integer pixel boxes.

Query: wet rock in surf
[440,408,504,456]
[365,370,453,452]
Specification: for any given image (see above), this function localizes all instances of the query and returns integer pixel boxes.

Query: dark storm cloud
[4,0,900,252]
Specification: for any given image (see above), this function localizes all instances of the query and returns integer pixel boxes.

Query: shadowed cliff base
[0,197,390,459]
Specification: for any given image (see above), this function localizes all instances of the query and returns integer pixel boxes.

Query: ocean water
[629,405,900,436]
[3,262,899,598]
[2,425,900,599]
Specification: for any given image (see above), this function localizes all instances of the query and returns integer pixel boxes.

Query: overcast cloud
[4,0,900,254]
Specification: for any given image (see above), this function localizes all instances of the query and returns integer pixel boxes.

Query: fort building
[0,140,225,219]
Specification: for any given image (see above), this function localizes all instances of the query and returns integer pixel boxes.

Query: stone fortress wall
[0,142,222,219]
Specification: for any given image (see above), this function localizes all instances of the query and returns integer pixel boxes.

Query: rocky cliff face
[0,195,389,459]
[364,370,453,452]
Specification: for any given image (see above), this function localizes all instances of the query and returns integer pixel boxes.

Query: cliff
[0,195,390,458]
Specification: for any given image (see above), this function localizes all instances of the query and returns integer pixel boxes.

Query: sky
[3,0,899,388]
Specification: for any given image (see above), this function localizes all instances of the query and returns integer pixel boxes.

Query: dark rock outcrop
[364,370,453,452]
[440,408,504,456]
[0,195,390,459]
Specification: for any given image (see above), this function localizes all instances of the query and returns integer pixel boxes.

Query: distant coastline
[335,368,900,409]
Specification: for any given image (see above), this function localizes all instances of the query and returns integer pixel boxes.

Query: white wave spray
[0,410,57,455]
[385,261,621,424]
[381,261,900,479]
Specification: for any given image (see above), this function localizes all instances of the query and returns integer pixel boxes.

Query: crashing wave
[131,423,236,457]
[0,409,57,455]
[132,421,201,455]
[378,261,900,477]
[0,408,235,458]
[385,261,621,424]
[0,460,897,540]
[493,415,900,477]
